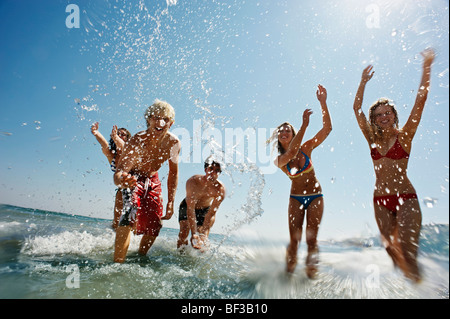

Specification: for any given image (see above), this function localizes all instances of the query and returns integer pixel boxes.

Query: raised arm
[110,125,126,151]
[353,65,375,143]
[91,122,114,163]
[276,109,312,168]
[402,48,435,137]
[303,85,332,151]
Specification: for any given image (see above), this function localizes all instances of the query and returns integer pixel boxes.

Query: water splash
[77,0,267,252]
[2,205,448,299]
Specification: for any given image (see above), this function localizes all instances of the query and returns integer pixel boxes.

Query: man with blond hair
[113,99,180,263]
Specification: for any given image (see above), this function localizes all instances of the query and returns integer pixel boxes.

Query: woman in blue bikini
[270,84,332,278]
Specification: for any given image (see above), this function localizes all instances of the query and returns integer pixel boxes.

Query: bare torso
[122,130,179,177]
[186,175,225,209]
[371,132,415,196]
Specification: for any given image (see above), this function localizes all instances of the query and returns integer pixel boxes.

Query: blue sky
[0,0,448,241]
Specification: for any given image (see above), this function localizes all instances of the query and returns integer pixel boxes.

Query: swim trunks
[178,198,210,226]
[119,173,164,236]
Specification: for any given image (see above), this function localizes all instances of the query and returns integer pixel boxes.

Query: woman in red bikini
[353,49,435,283]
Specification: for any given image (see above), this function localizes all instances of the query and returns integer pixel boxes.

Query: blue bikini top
[286,152,313,179]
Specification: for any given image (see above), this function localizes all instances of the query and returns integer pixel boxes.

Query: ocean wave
[1,205,448,299]
[21,230,116,256]
[0,221,23,234]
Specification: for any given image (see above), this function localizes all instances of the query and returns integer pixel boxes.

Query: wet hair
[144,99,175,128]
[109,128,131,154]
[266,122,297,155]
[368,98,399,141]
[204,156,222,172]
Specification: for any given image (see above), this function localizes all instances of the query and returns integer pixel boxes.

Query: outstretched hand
[421,48,435,66]
[90,122,99,136]
[111,125,118,139]
[302,108,313,127]
[316,84,327,103]
[361,65,375,83]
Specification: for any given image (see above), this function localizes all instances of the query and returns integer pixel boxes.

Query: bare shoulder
[186,175,203,185]
[166,131,180,146]
[135,130,148,138]
[215,180,226,195]
[397,129,413,147]
[299,142,313,156]
[160,131,180,154]
[186,175,203,198]
[167,131,180,141]
[128,130,148,144]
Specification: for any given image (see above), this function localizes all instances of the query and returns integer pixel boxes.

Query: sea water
[0,204,448,299]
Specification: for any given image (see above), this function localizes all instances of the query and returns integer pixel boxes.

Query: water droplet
[34,121,41,130]
[423,197,438,208]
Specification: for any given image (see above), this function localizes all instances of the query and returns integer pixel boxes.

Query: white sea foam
[236,243,449,299]
[0,221,37,237]
[21,230,116,255]
[0,221,22,230]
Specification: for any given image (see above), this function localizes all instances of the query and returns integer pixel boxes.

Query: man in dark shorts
[177,158,226,250]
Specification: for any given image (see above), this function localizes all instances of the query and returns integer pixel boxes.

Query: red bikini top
[370,137,409,160]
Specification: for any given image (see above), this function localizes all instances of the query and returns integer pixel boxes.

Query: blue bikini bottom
[290,193,323,210]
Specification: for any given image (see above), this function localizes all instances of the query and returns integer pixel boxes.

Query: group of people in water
[91,48,435,283]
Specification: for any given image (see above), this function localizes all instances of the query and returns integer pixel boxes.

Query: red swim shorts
[121,172,164,236]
